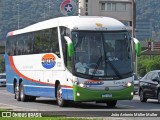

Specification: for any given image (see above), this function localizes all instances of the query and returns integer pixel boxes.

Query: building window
[101,2,126,12]
[101,3,105,10]
[116,3,126,11]
[106,3,112,11]
[112,3,116,11]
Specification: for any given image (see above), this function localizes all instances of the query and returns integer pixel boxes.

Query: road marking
[118,104,135,108]
[0,91,13,96]
[0,103,38,111]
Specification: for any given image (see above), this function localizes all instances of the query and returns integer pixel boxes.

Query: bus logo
[42,54,56,69]
[60,0,77,16]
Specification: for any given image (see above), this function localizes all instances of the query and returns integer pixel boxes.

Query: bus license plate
[102,94,112,98]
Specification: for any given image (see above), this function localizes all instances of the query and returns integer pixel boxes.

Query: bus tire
[20,82,29,102]
[15,82,20,101]
[106,100,117,107]
[56,84,67,107]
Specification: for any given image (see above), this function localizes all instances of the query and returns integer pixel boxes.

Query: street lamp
[132,0,138,74]
[44,0,55,19]
[17,4,19,29]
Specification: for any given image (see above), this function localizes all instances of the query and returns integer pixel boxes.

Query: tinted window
[33,28,59,54]
[6,28,60,57]
[6,36,16,56]
[60,26,72,70]
[24,33,34,54]
[158,72,160,77]
[152,72,159,80]
[145,72,153,80]
[17,39,24,55]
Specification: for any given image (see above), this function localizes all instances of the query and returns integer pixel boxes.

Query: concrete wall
[80,0,133,22]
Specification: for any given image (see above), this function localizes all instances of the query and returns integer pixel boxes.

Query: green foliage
[0,57,5,73]
[0,0,159,41]
[0,0,78,41]
[138,55,160,76]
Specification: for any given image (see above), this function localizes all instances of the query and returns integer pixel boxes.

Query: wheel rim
[57,87,62,105]
[20,86,24,100]
[15,84,19,98]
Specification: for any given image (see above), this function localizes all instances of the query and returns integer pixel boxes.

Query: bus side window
[50,28,60,57]
[60,26,72,71]
[6,38,11,56]
[60,27,67,65]
[24,33,33,54]
[17,38,24,55]
[12,38,16,56]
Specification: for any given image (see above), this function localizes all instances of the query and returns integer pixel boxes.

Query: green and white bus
[6,16,141,107]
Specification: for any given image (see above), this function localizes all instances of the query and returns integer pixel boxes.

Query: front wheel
[56,84,67,107]
[139,90,147,102]
[106,100,117,107]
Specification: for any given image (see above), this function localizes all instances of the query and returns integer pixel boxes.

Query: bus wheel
[20,82,29,102]
[15,83,20,101]
[106,100,117,107]
[56,84,66,107]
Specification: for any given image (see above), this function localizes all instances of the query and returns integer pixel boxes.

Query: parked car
[133,73,139,95]
[0,73,6,87]
[139,70,160,103]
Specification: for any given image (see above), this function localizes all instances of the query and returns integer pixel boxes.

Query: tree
[138,55,160,77]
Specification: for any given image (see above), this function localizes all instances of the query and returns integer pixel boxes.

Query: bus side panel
[67,89,74,100]
[6,55,74,100]
[6,55,16,94]
[6,54,56,98]
[24,83,55,98]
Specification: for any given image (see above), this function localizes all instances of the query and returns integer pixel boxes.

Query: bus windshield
[72,31,133,79]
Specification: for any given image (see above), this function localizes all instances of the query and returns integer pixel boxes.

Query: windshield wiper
[91,56,103,79]
[105,57,122,79]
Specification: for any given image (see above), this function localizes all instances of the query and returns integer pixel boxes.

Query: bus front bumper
[73,85,134,102]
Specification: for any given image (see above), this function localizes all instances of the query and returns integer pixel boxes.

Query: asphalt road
[0,87,160,112]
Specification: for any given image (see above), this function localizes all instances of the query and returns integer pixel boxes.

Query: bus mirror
[64,36,74,57]
[133,38,141,56]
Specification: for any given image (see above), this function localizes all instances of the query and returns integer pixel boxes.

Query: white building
[79,0,135,35]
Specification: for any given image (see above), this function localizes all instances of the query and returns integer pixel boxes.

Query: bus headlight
[79,83,86,88]
[74,81,86,88]
[123,82,132,87]
[127,82,132,87]
[131,92,134,96]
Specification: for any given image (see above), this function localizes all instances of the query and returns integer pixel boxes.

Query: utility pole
[45,0,55,19]
[48,0,51,18]
[132,0,137,74]
[17,4,19,29]
[132,0,136,37]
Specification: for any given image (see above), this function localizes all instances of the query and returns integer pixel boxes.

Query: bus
[5,16,141,107]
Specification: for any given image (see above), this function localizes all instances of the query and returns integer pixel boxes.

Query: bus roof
[7,16,126,37]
